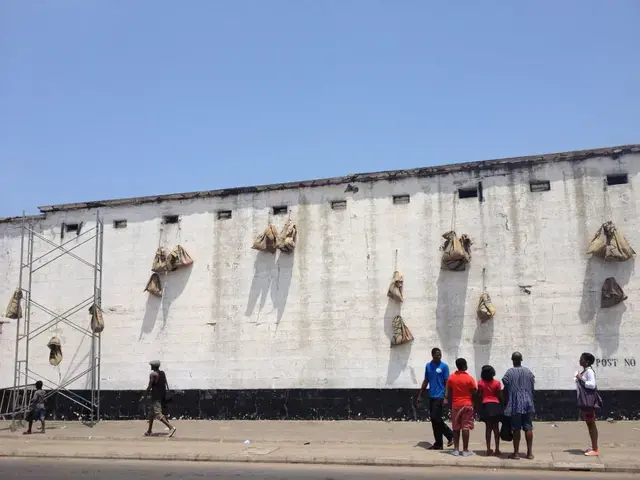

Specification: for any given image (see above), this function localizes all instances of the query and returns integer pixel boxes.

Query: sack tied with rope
[144,273,163,297]
[587,221,635,262]
[5,288,23,319]
[440,231,472,271]
[387,271,404,303]
[167,245,194,271]
[477,292,497,322]
[151,247,169,273]
[601,277,627,308]
[47,337,63,366]
[390,315,414,347]
[89,303,105,333]
[276,220,297,253]
[252,224,279,253]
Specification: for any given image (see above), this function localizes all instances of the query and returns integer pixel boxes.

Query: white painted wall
[1,153,639,392]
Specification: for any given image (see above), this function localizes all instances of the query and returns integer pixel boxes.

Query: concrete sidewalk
[1,420,639,473]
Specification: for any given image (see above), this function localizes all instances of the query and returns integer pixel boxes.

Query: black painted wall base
[11,389,640,421]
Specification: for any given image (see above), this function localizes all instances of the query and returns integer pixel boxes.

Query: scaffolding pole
[8,211,104,431]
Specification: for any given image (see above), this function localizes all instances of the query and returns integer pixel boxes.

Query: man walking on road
[502,351,535,460]
[417,348,454,450]
[139,360,176,438]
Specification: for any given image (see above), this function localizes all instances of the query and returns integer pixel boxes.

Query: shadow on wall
[245,252,276,317]
[578,256,635,356]
[384,299,413,385]
[139,267,193,339]
[435,267,470,361]
[473,315,494,379]
[271,252,294,324]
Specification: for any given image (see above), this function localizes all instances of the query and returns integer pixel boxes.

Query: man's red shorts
[581,407,596,422]
[451,405,475,431]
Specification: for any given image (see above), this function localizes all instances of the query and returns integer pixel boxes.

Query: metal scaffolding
[7,211,104,431]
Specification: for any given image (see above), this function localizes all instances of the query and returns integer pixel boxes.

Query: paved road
[0,459,636,479]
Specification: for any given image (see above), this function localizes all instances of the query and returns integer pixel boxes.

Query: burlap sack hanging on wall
[167,245,194,271]
[387,271,404,303]
[144,273,163,297]
[477,292,497,322]
[5,288,23,319]
[88,303,104,333]
[151,247,169,273]
[47,337,63,366]
[277,220,297,253]
[601,277,627,308]
[390,315,414,347]
[587,221,635,261]
[252,224,279,253]
[440,231,472,271]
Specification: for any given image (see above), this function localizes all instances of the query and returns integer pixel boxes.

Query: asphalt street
[0,459,637,479]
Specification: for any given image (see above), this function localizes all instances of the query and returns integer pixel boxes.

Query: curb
[0,450,637,473]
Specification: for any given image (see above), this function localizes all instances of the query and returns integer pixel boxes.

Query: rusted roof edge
[36,144,640,214]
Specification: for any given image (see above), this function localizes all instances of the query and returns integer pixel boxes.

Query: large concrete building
[1,144,639,420]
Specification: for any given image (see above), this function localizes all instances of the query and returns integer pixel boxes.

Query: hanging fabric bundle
[387,271,404,303]
[277,220,297,253]
[477,292,497,322]
[151,247,169,273]
[390,315,414,347]
[89,303,104,333]
[5,288,23,319]
[47,337,63,366]
[601,277,627,308]
[144,273,163,297]
[587,221,635,261]
[167,245,194,271]
[252,224,279,253]
[440,231,472,271]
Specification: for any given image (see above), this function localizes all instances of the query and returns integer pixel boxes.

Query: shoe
[428,445,443,450]
[451,450,460,456]
[447,438,454,447]
[584,450,600,456]
[461,451,474,457]
[168,427,177,438]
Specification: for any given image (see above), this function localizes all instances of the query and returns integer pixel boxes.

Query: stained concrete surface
[0,459,637,480]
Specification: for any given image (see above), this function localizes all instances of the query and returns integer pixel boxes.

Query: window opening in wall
[458,186,478,199]
[163,215,180,224]
[218,210,232,220]
[607,173,629,186]
[331,200,347,210]
[530,180,551,192]
[393,195,410,205]
[64,223,79,233]
[113,219,127,228]
[272,205,288,215]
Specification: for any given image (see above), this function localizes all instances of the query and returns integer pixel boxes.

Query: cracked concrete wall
[1,152,639,392]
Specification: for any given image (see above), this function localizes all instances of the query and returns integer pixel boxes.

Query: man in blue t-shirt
[417,348,454,449]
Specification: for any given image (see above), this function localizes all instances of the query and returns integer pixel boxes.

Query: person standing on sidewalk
[477,365,503,457]
[446,358,477,457]
[23,380,46,435]
[575,352,600,456]
[417,348,454,450]
[139,360,176,437]
[502,352,535,460]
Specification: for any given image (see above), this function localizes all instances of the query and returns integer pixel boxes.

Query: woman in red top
[477,365,503,456]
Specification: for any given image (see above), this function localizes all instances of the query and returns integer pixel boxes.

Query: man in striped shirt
[502,351,535,460]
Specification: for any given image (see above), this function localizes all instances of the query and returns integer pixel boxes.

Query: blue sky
[1,1,639,217]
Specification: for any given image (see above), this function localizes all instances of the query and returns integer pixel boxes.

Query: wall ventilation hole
[530,180,551,192]
[163,215,180,224]
[607,173,629,186]
[458,187,478,199]
[113,219,127,229]
[64,223,79,233]
[331,200,347,210]
[393,195,410,205]
[218,210,232,220]
[272,206,288,215]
